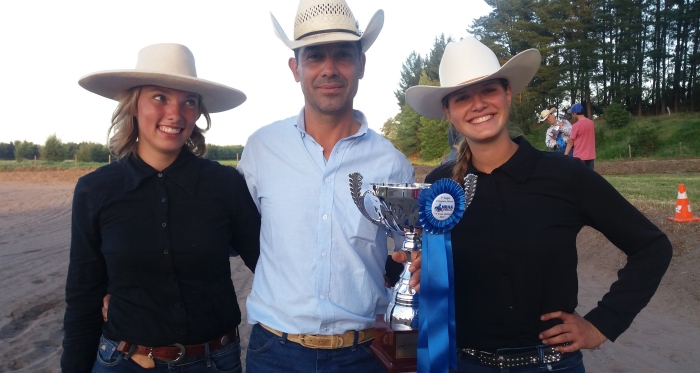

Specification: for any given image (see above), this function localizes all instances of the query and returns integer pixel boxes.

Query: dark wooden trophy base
[370,315,417,373]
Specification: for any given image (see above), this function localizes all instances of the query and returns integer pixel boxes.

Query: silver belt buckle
[161,343,185,363]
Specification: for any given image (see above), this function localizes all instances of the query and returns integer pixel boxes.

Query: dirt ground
[0,161,698,372]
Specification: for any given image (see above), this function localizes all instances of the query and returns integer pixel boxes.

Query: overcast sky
[1,0,492,146]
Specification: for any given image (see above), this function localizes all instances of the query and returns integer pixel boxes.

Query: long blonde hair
[107,86,212,159]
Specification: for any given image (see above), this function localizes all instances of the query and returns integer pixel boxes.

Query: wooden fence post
[628,144,632,159]
[34,155,36,167]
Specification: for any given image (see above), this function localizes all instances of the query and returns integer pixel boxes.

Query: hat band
[457,75,488,86]
[296,28,360,41]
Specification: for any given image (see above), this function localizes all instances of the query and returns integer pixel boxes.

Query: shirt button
[158,173,163,178]
[322,252,327,257]
[162,222,167,227]
[164,249,169,254]
[320,295,326,300]
[326,178,331,183]
[168,276,174,282]
[162,198,167,202]
[180,330,186,335]
[497,207,503,211]
[322,214,328,220]
[174,303,181,309]
[498,236,504,241]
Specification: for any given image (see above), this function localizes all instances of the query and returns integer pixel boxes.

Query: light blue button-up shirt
[238,108,414,335]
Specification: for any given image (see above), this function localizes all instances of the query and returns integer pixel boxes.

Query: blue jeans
[245,323,385,373]
[92,334,242,372]
[450,347,584,373]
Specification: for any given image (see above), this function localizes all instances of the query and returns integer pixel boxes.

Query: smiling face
[443,79,512,145]
[289,41,365,116]
[135,85,200,164]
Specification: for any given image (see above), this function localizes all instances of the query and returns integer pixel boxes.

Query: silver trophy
[350,172,477,370]
[349,172,478,331]
[349,172,430,331]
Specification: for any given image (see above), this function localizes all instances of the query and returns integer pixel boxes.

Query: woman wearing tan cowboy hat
[405,37,671,372]
[62,43,260,373]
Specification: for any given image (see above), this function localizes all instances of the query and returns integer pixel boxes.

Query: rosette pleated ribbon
[417,178,466,373]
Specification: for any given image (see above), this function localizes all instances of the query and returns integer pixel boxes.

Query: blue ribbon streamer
[417,179,464,373]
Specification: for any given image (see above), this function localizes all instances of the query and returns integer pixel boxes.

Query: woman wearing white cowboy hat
[405,37,671,372]
[62,43,261,373]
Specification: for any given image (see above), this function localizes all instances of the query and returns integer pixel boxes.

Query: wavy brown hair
[107,86,212,159]
[444,78,509,186]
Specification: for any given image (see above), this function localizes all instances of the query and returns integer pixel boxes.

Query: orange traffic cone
[668,184,700,223]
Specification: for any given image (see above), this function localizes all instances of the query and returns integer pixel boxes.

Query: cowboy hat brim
[270,10,383,53]
[79,70,247,113]
[538,107,557,122]
[405,49,541,119]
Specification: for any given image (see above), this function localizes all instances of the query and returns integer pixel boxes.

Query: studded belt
[458,343,570,369]
[259,323,374,349]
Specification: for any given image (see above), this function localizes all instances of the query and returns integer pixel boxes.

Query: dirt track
[0,163,698,372]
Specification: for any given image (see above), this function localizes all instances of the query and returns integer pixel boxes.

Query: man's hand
[539,311,607,352]
[391,251,422,292]
[102,294,111,322]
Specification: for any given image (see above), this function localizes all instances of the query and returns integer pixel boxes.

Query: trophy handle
[463,173,478,208]
[349,172,384,226]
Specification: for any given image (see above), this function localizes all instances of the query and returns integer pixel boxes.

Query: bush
[629,126,660,157]
[417,117,449,160]
[14,141,31,162]
[41,134,67,162]
[604,103,630,129]
[76,142,110,162]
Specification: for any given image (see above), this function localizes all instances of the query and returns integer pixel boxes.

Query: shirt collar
[294,107,369,139]
[467,136,538,183]
[123,149,200,194]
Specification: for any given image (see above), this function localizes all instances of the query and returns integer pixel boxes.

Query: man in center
[237,0,415,371]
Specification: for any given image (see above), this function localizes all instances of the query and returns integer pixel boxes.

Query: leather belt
[459,343,570,369]
[116,330,238,363]
[259,323,375,349]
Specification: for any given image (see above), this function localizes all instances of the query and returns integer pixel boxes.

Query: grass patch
[0,159,108,170]
[603,174,700,210]
[523,112,700,160]
[216,160,239,167]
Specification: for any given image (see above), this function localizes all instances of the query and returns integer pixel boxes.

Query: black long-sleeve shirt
[62,150,260,372]
[426,137,671,351]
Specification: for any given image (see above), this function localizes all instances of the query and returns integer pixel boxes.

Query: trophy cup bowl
[349,172,430,372]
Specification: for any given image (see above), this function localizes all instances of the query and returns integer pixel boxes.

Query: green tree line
[385,0,699,161]
[471,0,699,116]
[0,136,245,162]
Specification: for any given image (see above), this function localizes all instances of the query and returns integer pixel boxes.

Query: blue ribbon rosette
[417,178,466,373]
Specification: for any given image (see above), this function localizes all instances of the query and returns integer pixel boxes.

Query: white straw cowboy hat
[538,107,557,122]
[405,36,541,119]
[270,0,383,53]
[78,43,246,113]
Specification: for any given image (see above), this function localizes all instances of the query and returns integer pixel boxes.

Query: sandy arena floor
[0,164,698,372]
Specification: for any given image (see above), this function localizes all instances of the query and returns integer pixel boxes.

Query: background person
[540,107,572,155]
[405,37,672,373]
[62,43,260,373]
[237,1,415,372]
[565,103,596,169]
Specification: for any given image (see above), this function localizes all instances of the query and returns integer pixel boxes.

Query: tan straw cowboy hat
[270,0,383,53]
[405,36,541,119]
[538,107,557,122]
[78,43,246,113]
